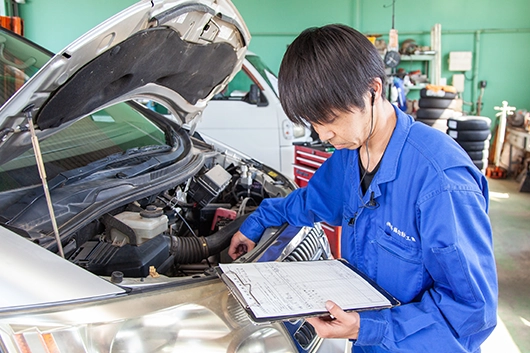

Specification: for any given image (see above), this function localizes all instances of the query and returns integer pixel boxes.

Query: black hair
[278,24,386,125]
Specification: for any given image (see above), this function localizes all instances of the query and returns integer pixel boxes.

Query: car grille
[294,321,318,350]
[284,226,328,262]
[281,225,330,352]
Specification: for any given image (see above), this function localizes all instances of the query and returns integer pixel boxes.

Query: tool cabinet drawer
[293,144,340,257]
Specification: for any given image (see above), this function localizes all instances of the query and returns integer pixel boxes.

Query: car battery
[189,164,232,208]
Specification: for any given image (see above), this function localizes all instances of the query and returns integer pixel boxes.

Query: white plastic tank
[111,207,168,245]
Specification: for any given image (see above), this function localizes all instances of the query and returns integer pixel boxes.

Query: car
[0,1,345,352]
[198,52,313,179]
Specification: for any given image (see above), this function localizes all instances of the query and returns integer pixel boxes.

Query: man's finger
[325,300,352,322]
[305,315,336,338]
[228,231,256,260]
[236,244,247,257]
[228,241,248,259]
[228,241,240,259]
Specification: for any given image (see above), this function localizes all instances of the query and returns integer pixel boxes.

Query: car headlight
[0,279,296,353]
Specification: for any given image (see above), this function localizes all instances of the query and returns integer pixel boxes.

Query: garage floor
[481,177,530,353]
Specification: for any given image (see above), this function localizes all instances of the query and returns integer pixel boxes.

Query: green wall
[231,0,530,121]
[18,0,530,121]
[19,0,135,52]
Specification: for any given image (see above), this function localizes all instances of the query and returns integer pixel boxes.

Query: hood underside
[0,0,249,165]
[37,27,237,129]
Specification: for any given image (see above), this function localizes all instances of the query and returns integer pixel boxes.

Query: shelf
[406,84,427,90]
[400,54,435,61]
[380,54,436,62]
[385,24,441,88]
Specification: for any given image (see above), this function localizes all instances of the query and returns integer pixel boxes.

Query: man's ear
[370,77,384,104]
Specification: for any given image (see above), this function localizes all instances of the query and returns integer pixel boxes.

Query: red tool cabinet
[293,144,342,258]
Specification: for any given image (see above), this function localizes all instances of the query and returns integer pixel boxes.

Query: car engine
[62,140,296,278]
[0,125,330,283]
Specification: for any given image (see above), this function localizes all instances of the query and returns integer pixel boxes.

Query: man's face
[311,105,373,150]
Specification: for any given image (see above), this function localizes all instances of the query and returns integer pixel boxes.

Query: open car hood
[0,0,249,165]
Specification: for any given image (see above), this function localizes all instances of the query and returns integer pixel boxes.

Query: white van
[198,53,313,178]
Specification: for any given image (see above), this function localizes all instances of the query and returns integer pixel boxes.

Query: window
[0,29,52,106]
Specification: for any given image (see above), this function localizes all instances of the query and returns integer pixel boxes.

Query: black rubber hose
[169,235,208,264]
[170,214,249,264]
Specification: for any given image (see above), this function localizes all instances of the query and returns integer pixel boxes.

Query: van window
[213,65,254,100]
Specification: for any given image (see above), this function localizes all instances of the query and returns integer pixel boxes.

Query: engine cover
[69,235,169,277]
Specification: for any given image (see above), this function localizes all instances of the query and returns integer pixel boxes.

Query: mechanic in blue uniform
[228,24,497,352]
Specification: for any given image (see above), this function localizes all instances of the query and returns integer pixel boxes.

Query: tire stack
[416,88,460,132]
[446,116,491,173]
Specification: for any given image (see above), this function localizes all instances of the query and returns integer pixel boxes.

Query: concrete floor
[481,177,530,352]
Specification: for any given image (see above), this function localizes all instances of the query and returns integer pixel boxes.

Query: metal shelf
[386,25,441,93]
[406,84,427,90]
[400,54,436,61]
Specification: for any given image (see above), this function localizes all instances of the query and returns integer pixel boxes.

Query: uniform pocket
[431,245,477,303]
[375,227,421,263]
[370,228,423,302]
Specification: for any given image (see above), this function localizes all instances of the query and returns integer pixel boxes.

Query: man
[228,24,497,352]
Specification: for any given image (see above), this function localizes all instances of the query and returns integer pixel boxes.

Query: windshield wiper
[115,146,186,178]
[63,144,172,182]
[4,145,172,225]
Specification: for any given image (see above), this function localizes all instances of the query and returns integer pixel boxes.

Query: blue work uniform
[240,106,498,352]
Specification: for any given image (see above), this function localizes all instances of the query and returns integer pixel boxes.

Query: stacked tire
[446,116,491,173]
[416,88,460,132]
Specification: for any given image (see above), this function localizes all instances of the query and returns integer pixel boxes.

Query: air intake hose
[170,214,249,264]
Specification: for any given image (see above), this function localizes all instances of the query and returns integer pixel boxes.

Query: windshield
[0,104,167,192]
[0,28,53,106]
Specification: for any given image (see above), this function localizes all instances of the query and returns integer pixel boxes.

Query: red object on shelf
[293,144,341,258]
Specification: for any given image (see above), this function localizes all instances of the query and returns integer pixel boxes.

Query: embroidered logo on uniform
[386,221,416,242]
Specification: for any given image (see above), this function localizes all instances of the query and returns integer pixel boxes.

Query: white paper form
[219,260,392,320]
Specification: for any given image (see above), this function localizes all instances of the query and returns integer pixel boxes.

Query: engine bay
[62,143,295,279]
[0,110,299,281]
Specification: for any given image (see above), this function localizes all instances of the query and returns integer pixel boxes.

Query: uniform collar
[366,104,413,198]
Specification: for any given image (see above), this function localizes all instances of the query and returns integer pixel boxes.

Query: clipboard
[216,259,399,323]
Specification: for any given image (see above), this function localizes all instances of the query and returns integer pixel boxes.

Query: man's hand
[306,301,360,339]
[228,231,256,260]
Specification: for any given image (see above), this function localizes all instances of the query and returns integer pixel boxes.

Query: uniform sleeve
[240,151,347,243]
[355,170,498,352]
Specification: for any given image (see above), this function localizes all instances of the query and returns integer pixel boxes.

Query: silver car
[0,1,344,352]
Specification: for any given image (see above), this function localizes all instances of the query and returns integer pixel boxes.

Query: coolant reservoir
[111,206,168,245]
